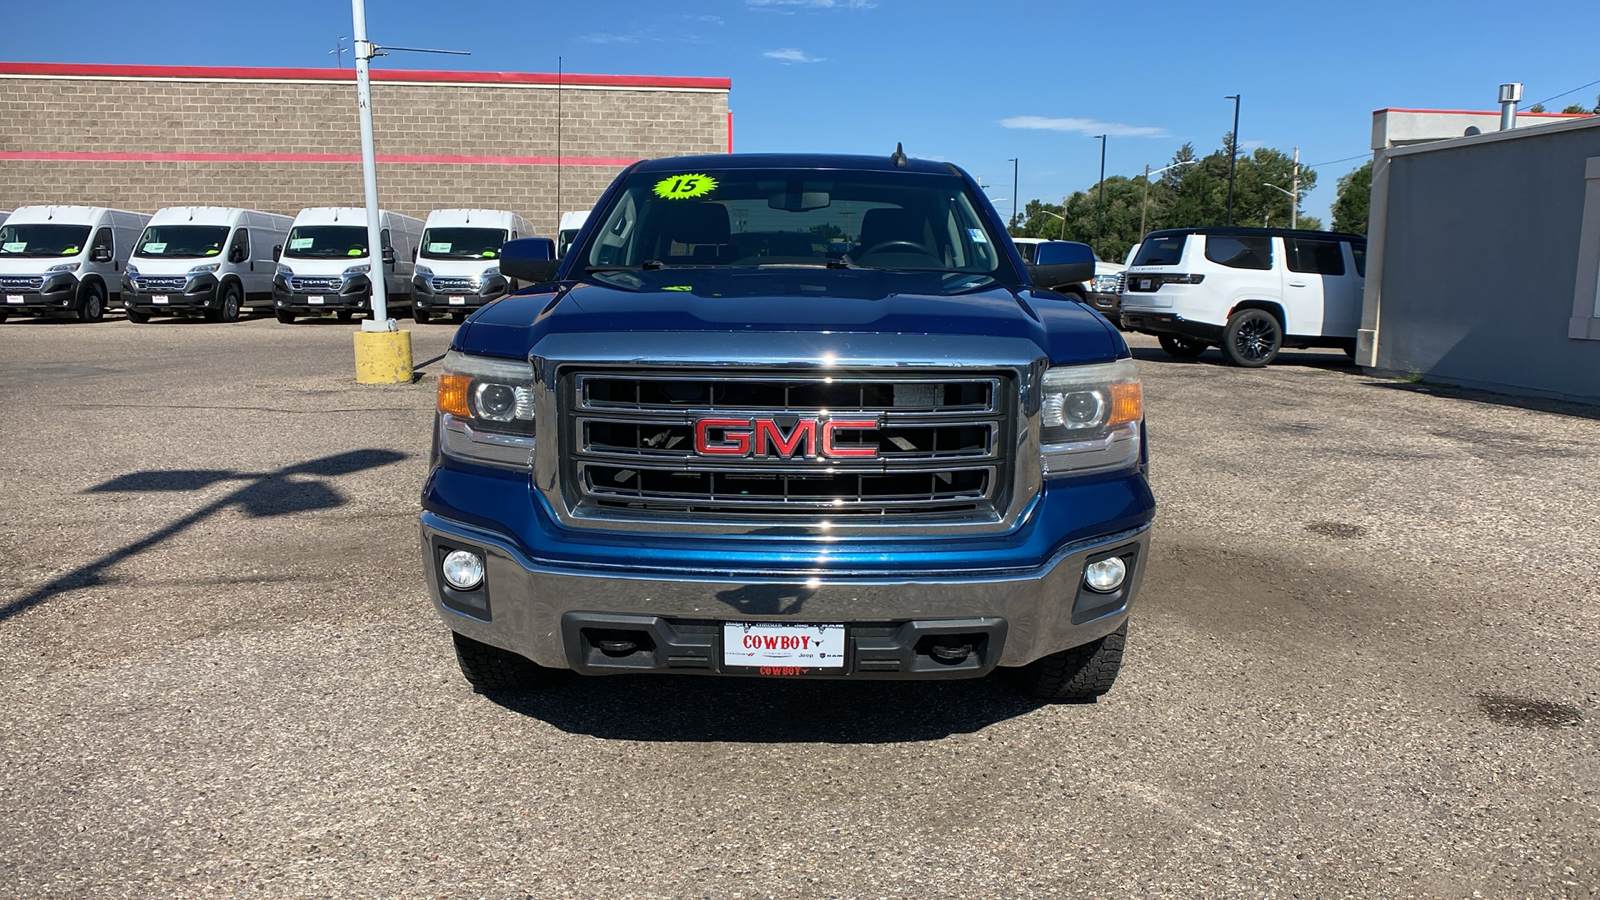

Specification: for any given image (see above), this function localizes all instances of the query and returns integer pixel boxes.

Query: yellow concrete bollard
[353,329,414,384]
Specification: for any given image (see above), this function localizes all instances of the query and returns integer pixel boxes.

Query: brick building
[0,62,732,235]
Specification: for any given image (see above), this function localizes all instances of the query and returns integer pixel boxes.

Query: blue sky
[4,0,1599,223]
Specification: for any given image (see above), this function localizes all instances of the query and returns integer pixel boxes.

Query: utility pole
[351,0,389,330]
[330,37,348,68]
[1008,158,1018,234]
[1291,146,1299,229]
[1059,196,1068,241]
[1093,135,1106,256]
[1224,94,1240,226]
[1139,163,1150,239]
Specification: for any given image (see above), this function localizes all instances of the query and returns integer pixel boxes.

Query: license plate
[152,295,169,304]
[307,295,324,304]
[447,297,466,305]
[4,295,21,304]
[1138,278,1152,290]
[723,622,845,672]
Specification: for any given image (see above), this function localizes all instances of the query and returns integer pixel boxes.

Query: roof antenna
[891,142,907,167]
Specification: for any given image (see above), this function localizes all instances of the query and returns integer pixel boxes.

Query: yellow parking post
[353,328,413,383]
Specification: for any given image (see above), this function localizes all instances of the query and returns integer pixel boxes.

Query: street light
[1263,182,1296,230]
[1093,135,1106,256]
[1138,158,1198,238]
[1224,94,1241,225]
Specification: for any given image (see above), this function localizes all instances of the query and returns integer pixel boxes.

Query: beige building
[0,62,732,236]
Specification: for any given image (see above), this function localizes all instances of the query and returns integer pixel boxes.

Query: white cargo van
[271,207,424,324]
[124,207,293,323]
[0,205,150,323]
[556,210,589,258]
[411,208,535,324]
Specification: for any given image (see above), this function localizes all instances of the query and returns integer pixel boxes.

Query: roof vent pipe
[1499,83,1522,131]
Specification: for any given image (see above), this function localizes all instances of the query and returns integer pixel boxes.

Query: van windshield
[0,224,93,258]
[421,227,507,260]
[284,225,369,259]
[136,225,230,259]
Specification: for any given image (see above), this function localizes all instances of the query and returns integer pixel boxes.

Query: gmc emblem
[694,416,879,459]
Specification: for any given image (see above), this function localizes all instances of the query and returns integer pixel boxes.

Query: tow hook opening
[918,633,986,666]
[586,628,655,658]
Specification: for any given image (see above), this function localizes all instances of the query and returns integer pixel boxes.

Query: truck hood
[455,269,1124,367]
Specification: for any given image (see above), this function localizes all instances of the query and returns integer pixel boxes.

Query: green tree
[1562,102,1590,114]
[1331,160,1373,235]
[1529,103,1547,113]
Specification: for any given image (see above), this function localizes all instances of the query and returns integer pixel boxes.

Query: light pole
[1139,158,1198,239]
[1059,196,1068,240]
[1008,158,1018,234]
[1224,94,1241,225]
[1093,135,1106,256]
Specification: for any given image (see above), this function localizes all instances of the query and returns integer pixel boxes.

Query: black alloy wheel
[1222,308,1282,368]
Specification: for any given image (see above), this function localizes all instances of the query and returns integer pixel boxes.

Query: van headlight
[414,264,433,278]
[46,262,81,274]
[275,264,294,279]
[1038,358,1142,477]
[342,264,371,279]
[437,350,536,469]
[188,263,220,276]
[125,264,140,280]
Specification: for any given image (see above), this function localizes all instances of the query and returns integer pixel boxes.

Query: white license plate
[4,295,21,304]
[447,297,466,305]
[722,622,845,671]
[152,295,169,304]
[307,295,324,304]
[1138,278,1152,290]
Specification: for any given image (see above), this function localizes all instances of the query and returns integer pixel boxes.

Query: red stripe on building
[0,151,638,166]
[1372,107,1593,118]
[0,61,730,91]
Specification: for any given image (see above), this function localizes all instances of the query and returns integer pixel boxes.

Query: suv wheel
[1157,334,1208,359]
[451,632,553,692]
[1007,622,1126,701]
[75,282,106,323]
[1222,308,1282,367]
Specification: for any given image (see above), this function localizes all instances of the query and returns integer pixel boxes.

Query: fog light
[441,550,484,591]
[1084,556,1127,593]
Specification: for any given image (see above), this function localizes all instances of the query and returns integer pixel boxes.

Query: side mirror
[273,244,283,261]
[499,237,560,283]
[91,247,113,263]
[1025,241,1096,290]
[381,247,396,265]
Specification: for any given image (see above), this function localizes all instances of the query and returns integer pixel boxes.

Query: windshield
[582,168,1010,277]
[0,224,92,258]
[421,227,507,260]
[135,225,230,259]
[284,225,369,259]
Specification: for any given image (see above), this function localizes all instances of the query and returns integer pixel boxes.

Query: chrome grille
[562,370,1013,521]
[289,276,342,293]
[432,277,476,295]
[0,275,43,292]
[134,275,186,292]
[1112,272,1127,294]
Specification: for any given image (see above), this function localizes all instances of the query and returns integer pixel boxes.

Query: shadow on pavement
[0,448,407,624]
[1128,344,1357,371]
[484,673,1048,744]
[1362,379,1600,422]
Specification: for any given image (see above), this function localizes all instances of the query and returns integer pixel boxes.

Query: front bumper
[1085,291,1121,318]
[413,278,508,312]
[273,283,370,313]
[421,510,1150,677]
[2,279,78,312]
[125,277,217,312]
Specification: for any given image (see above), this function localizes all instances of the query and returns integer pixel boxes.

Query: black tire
[413,307,432,325]
[210,281,243,322]
[1007,622,1127,701]
[126,310,151,324]
[1341,340,1358,362]
[75,282,106,323]
[451,632,551,692]
[336,310,354,322]
[1158,334,1208,359]
[0,311,9,323]
[1221,308,1282,368]
[274,308,295,324]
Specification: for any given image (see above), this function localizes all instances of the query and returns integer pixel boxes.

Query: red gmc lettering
[754,419,817,458]
[694,416,879,459]
[694,417,752,455]
[821,419,879,458]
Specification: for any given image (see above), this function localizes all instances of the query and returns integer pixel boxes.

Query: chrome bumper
[420,511,1150,672]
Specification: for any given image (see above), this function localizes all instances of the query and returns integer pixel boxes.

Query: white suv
[1119,227,1366,367]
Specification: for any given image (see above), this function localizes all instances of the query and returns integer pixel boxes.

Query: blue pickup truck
[420,152,1154,700]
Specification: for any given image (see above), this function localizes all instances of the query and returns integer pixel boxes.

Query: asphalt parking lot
[1,315,1596,898]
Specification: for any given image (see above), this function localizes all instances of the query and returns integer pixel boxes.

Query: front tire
[1007,622,1127,701]
[413,307,432,325]
[1158,334,1208,359]
[451,632,552,692]
[209,282,242,322]
[75,282,106,323]
[274,308,295,324]
[126,310,151,324]
[1221,308,1282,367]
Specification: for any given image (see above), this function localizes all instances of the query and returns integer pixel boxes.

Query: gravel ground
[0,316,1595,899]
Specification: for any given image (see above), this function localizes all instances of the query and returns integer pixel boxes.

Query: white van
[411,208,536,324]
[271,207,424,324]
[1120,226,1367,367]
[0,205,150,323]
[557,210,589,258]
[124,207,293,323]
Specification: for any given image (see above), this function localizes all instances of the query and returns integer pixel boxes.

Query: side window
[1203,235,1273,270]
[90,227,113,261]
[228,228,250,263]
[1349,242,1367,277]
[1285,237,1345,276]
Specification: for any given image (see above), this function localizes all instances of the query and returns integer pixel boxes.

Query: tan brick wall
[0,73,729,232]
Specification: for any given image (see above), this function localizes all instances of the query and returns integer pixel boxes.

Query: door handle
[1288,281,1306,287]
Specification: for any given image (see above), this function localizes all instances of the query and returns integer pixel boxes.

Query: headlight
[342,264,371,278]
[1038,358,1142,477]
[188,263,219,275]
[46,262,81,274]
[275,264,293,278]
[414,264,433,278]
[1093,274,1121,292]
[437,350,536,469]
[125,264,140,279]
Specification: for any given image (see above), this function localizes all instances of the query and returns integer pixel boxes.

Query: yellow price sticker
[662,285,692,292]
[653,174,718,200]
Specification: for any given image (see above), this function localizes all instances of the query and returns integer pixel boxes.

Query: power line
[1520,76,1600,111]
[1303,152,1370,169]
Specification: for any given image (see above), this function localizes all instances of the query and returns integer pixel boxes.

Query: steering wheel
[855,239,936,258]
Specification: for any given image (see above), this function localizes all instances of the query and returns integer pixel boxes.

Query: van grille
[0,276,44,292]
[289,276,343,293]
[134,276,187,292]
[431,277,477,295]
[561,370,1013,521]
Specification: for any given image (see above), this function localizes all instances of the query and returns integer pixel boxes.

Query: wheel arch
[1228,299,1285,328]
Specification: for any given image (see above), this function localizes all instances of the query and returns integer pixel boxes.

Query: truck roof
[633,152,957,176]
[147,207,292,226]
[7,205,146,225]
[423,209,523,228]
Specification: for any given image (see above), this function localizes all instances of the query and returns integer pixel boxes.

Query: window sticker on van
[204,248,220,255]
[428,242,452,254]
[2,242,24,253]
[288,237,315,250]
[143,243,167,254]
